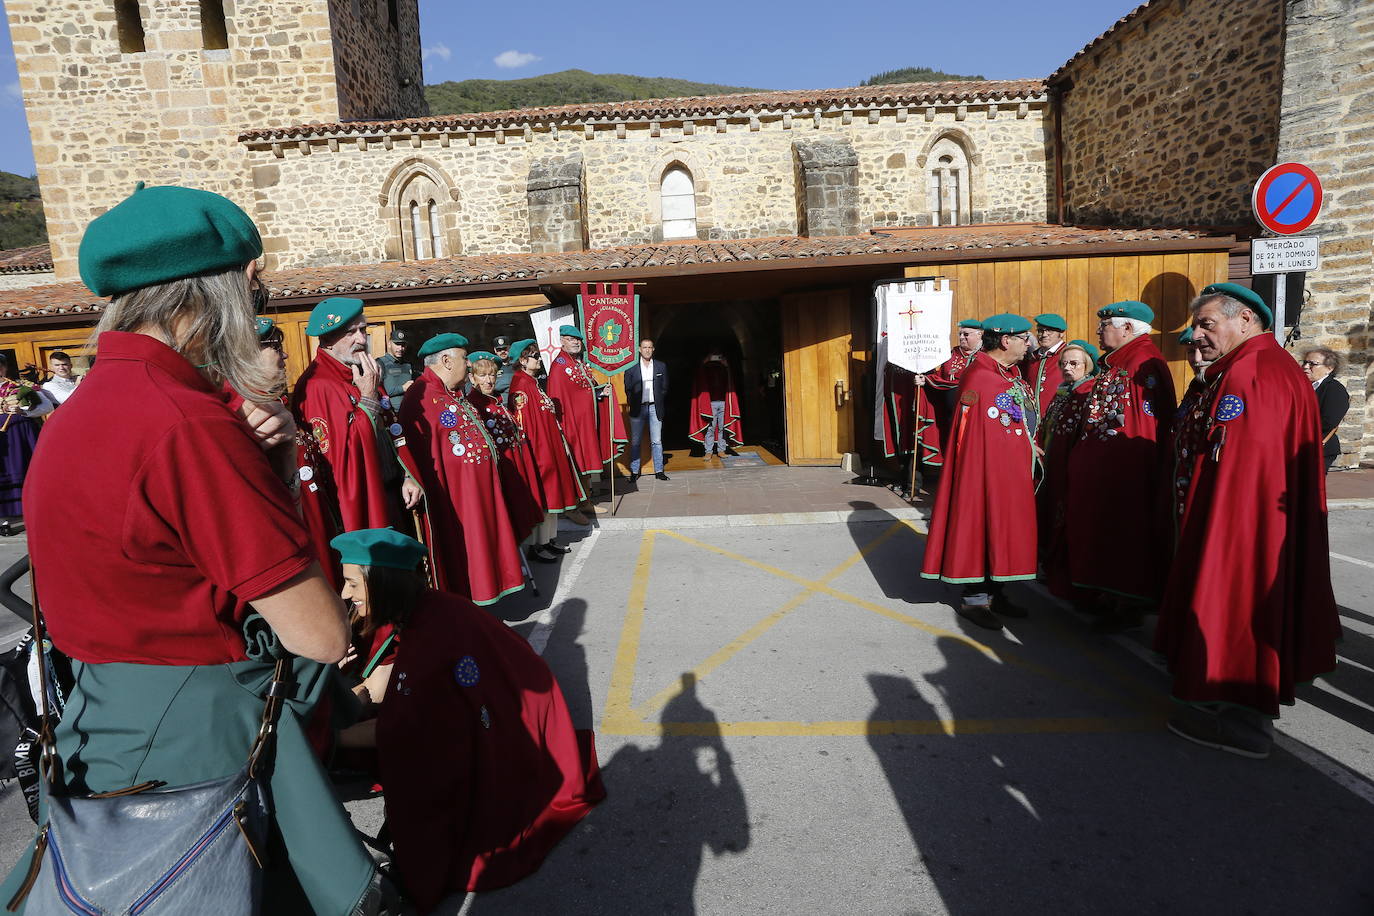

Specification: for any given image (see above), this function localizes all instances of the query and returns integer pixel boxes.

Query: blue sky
[0,0,1140,177]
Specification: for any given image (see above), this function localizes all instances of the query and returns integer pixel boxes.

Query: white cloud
[493,49,540,70]
[3,82,21,105]
[422,43,452,63]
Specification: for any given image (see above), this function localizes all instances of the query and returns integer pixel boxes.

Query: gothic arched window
[660,166,697,240]
[925,137,971,226]
[427,200,443,259]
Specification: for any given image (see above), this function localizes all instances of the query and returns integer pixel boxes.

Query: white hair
[423,347,464,366]
[1109,317,1153,337]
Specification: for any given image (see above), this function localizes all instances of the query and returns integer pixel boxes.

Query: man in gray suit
[624,338,669,481]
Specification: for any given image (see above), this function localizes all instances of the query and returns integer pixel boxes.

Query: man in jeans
[624,338,669,482]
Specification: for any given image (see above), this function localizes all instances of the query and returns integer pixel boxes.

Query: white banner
[527,302,576,373]
[883,280,953,374]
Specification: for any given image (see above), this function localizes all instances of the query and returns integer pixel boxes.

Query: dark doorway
[649,298,785,460]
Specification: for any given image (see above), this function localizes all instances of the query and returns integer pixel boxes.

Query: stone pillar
[792,139,861,238]
[527,153,587,253]
[1279,0,1374,466]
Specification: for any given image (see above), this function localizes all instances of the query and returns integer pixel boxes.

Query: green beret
[508,338,538,361]
[330,528,426,570]
[467,350,500,364]
[78,183,263,297]
[559,324,584,340]
[305,297,364,337]
[1178,327,1195,345]
[1066,339,1100,374]
[1033,312,1068,332]
[957,318,983,330]
[1097,300,1155,324]
[982,313,1033,335]
[255,317,276,339]
[417,332,469,359]
[1200,282,1272,330]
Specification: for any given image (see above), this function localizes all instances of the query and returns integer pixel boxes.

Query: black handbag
[6,589,292,916]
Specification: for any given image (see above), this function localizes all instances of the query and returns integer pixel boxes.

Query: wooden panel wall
[906,250,1229,394]
[781,288,855,465]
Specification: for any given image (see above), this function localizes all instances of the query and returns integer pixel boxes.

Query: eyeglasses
[1300,360,1323,368]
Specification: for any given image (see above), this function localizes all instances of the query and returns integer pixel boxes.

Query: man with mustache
[291,297,423,579]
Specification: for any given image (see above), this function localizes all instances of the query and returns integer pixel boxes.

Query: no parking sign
[1251,162,1322,235]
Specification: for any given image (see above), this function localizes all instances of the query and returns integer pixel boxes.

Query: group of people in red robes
[916,288,1338,760]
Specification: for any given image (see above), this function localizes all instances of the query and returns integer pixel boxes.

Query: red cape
[913,348,976,466]
[290,350,399,533]
[1154,333,1339,714]
[1021,341,1067,419]
[1035,375,1094,600]
[467,388,545,541]
[377,590,605,911]
[687,363,743,445]
[400,368,525,605]
[1065,334,1177,601]
[507,371,584,513]
[880,365,917,459]
[920,351,1038,584]
[546,351,625,473]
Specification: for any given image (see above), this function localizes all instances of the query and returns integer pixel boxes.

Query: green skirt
[1,656,378,916]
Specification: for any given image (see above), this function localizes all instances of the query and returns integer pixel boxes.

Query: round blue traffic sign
[1252,162,1322,235]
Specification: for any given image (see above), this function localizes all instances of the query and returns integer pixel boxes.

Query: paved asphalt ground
[0,507,1371,914]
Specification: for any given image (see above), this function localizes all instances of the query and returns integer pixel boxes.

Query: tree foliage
[0,172,47,251]
[861,67,985,85]
[425,69,765,115]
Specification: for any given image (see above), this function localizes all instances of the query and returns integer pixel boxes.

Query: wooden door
[781,289,855,465]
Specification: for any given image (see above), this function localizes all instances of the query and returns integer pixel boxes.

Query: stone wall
[1055,0,1284,227]
[527,153,586,253]
[244,101,1050,269]
[4,0,423,282]
[794,139,860,237]
[1279,0,1374,466]
[0,271,56,291]
[328,0,426,120]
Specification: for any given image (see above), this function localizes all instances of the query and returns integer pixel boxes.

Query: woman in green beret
[3,185,382,915]
[1036,340,1099,600]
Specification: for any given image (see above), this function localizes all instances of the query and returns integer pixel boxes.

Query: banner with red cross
[577,282,641,376]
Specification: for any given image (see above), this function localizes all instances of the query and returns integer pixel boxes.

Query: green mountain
[425,69,765,114]
[0,171,46,251]
[862,67,985,85]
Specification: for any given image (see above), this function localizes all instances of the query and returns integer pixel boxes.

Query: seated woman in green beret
[330,528,604,914]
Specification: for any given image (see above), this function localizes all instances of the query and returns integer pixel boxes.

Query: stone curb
[561,506,928,532]
[1328,499,1374,510]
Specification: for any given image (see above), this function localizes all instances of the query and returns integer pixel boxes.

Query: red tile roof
[0,226,1226,323]
[238,80,1046,142]
[1048,0,1160,83]
[0,244,53,273]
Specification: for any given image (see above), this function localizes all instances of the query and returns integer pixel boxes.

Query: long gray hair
[88,265,280,401]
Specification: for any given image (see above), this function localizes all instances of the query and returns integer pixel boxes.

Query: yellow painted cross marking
[600,522,1166,738]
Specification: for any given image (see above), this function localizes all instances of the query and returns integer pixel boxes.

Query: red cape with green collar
[1154,332,1339,714]
[466,388,544,541]
[507,370,585,513]
[688,362,743,447]
[290,349,399,534]
[400,368,524,605]
[912,348,976,466]
[920,351,1038,584]
[547,350,626,473]
[1065,333,1177,601]
[377,589,604,911]
[1021,341,1067,419]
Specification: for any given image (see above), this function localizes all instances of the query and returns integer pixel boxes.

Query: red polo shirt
[22,332,312,664]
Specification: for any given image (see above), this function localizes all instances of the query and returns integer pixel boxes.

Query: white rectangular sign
[527,302,576,372]
[1251,235,1320,275]
[882,280,954,374]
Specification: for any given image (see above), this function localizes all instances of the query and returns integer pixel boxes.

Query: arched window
[660,166,697,240]
[427,200,443,258]
[925,137,971,226]
[199,0,228,50]
[409,202,425,259]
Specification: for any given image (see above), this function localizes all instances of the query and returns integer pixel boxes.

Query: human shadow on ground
[1298,605,1374,735]
[844,500,946,606]
[460,672,749,914]
[488,526,599,628]
[866,639,1374,914]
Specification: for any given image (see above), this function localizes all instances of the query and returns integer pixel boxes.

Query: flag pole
[606,384,616,513]
[909,384,923,501]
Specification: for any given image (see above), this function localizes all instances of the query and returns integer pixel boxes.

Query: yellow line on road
[629,521,914,720]
[599,716,1165,738]
[602,529,657,730]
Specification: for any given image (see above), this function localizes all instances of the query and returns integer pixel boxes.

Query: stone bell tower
[4,0,427,282]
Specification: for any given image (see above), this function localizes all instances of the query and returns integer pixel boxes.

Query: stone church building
[0,0,1369,467]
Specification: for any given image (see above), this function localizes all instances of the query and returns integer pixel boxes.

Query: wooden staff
[411,508,437,589]
[606,385,616,513]
[908,382,923,501]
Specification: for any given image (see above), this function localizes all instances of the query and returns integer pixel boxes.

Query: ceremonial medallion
[960,390,978,406]
[309,417,330,454]
[995,392,1014,411]
[380,396,392,410]
[999,412,1011,427]
[453,655,481,687]
[298,466,314,482]
[452,443,466,457]
[448,431,460,445]
[389,422,402,436]
[986,406,999,419]
[439,409,458,429]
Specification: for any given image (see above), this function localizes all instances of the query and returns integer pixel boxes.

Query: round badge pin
[389,422,402,436]
[995,392,1014,411]
[380,396,392,410]
[453,655,480,687]
[453,443,466,457]
[999,412,1011,427]
[448,431,460,444]
[298,466,314,482]
[1215,394,1245,421]
[986,406,999,419]
[440,409,458,429]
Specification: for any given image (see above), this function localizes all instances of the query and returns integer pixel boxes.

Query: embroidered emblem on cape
[439,409,458,429]
[453,655,480,687]
[1215,394,1245,421]
[388,422,402,436]
[986,406,999,419]
[309,418,330,454]
[1141,399,1154,417]
[960,390,978,406]
[995,392,1014,411]
[480,705,491,729]
[514,391,528,409]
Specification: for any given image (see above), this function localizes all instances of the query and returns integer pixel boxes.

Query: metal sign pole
[1272,273,1286,342]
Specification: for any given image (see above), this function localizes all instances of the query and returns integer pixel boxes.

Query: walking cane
[411,508,438,589]
[517,545,540,597]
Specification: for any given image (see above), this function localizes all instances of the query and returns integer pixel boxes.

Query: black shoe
[655,472,670,481]
[543,540,571,555]
[629,472,640,483]
[723,447,739,457]
[527,546,557,564]
[957,601,1004,630]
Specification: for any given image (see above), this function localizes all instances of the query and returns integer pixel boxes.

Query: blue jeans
[703,400,727,454]
[629,406,663,474]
